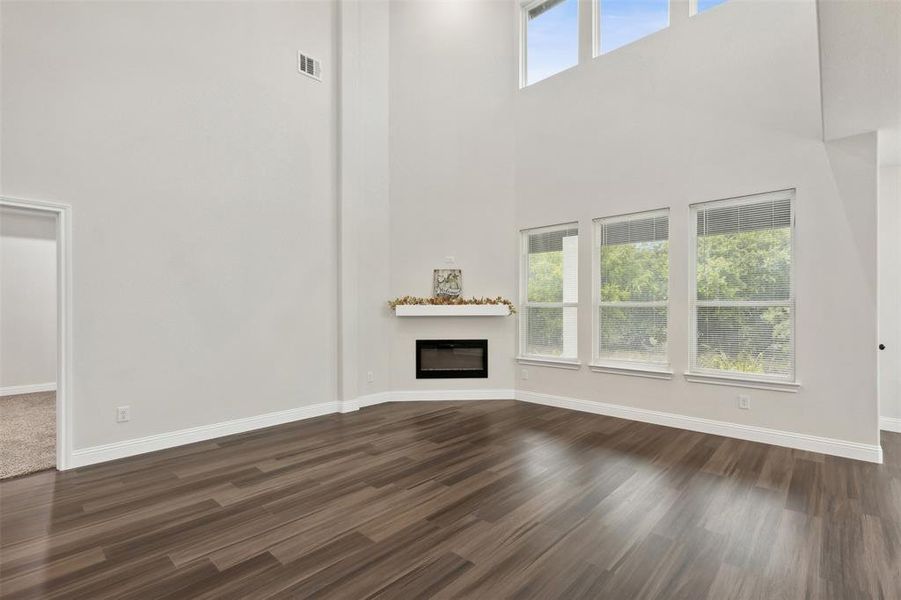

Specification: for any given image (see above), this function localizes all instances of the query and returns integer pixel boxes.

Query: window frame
[591,208,672,374]
[519,0,579,88]
[518,221,581,363]
[687,189,797,386]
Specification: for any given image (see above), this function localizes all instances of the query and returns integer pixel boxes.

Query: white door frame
[1,196,73,470]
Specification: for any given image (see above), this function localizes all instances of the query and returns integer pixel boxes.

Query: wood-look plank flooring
[1,400,899,599]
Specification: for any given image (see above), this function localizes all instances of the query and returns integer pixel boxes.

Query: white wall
[388,0,518,392]
[0,207,57,390]
[339,0,393,402]
[385,0,881,447]
[513,0,879,445]
[1,1,338,448]
[879,164,901,426]
[0,0,888,460]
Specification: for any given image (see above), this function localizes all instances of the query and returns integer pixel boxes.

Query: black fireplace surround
[416,339,488,379]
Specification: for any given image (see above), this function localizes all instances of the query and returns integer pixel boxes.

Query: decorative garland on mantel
[388,296,516,314]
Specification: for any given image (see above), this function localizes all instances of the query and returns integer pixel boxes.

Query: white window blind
[521,224,579,359]
[595,210,669,365]
[690,191,794,380]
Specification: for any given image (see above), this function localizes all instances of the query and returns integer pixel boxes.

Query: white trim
[338,398,361,413]
[69,402,340,469]
[515,390,883,463]
[355,389,515,408]
[1,196,73,471]
[692,189,795,211]
[518,220,582,235]
[394,304,511,317]
[516,356,583,370]
[519,0,530,89]
[589,363,673,380]
[66,389,510,469]
[391,389,516,402]
[519,0,581,88]
[355,391,393,408]
[519,222,580,363]
[688,189,797,385]
[0,383,57,397]
[683,371,801,393]
[594,207,670,226]
[62,387,884,469]
[592,207,671,370]
[880,416,901,433]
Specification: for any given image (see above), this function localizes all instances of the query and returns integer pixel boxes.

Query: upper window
[522,0,579,86]
[694,0,730,15]
[594,210,669,366]
[597,0,669,55]
[520,224,579,360]
[690,190,794,381]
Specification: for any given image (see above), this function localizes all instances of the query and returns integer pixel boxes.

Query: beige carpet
[0,391,56,479]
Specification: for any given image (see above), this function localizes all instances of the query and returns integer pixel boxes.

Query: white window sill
[515,356,582,370]
[683,372,800,393]
[589,362,673,380]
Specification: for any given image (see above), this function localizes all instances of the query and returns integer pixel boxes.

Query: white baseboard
[881,416,901,433]
[67,388,886,470]
[68,401,340,469]
[0,382,56,397]
[390,388,516,402]
[353,389,515,408]
[67,389,513,470]
[515,390,883,463]
[355,391,393,409]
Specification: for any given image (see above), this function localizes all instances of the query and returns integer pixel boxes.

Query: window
[594,210,669,367]
[520,224,579,360]
[597,0,669,55]
[690,190,794,381]
[522,0,579,86]
[693,0,730,15]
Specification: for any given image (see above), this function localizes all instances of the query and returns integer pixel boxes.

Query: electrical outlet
[521,368,529,381]
[444,256,456,265]
[116,406,131,422]
[738,395,750,410]
[367,371,375,383]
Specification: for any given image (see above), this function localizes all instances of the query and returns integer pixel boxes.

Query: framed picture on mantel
[433,269,462,298]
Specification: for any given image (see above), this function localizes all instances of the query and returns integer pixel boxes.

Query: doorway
[0,197,72,477]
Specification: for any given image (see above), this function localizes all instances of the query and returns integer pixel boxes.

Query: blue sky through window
[697,0,729,14]
[526,0,579,85]
[599,0,669,54]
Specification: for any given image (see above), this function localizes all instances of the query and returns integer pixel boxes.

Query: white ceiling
[817,0,901,165]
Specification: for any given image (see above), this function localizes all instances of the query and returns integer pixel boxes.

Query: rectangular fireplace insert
[416,339,488,379]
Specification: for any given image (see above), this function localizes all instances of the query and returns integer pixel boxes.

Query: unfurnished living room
[1,0,900,598]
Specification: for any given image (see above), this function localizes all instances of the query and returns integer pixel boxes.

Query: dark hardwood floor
[1,400,899,599]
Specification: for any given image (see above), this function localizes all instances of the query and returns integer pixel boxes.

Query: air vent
[298,52,322,82]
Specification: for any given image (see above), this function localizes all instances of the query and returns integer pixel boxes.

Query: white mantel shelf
[394,304,512,317]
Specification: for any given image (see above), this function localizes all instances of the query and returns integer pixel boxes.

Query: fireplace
[416,339,488,379]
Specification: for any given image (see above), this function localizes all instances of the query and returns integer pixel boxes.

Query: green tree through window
[692,194,793,378]
[522,226,578,358]
[597,210,669,364]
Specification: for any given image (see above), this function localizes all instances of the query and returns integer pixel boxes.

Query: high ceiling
[818,0,901,165]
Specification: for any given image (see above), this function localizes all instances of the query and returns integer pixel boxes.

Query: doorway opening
[0,197,72,477]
